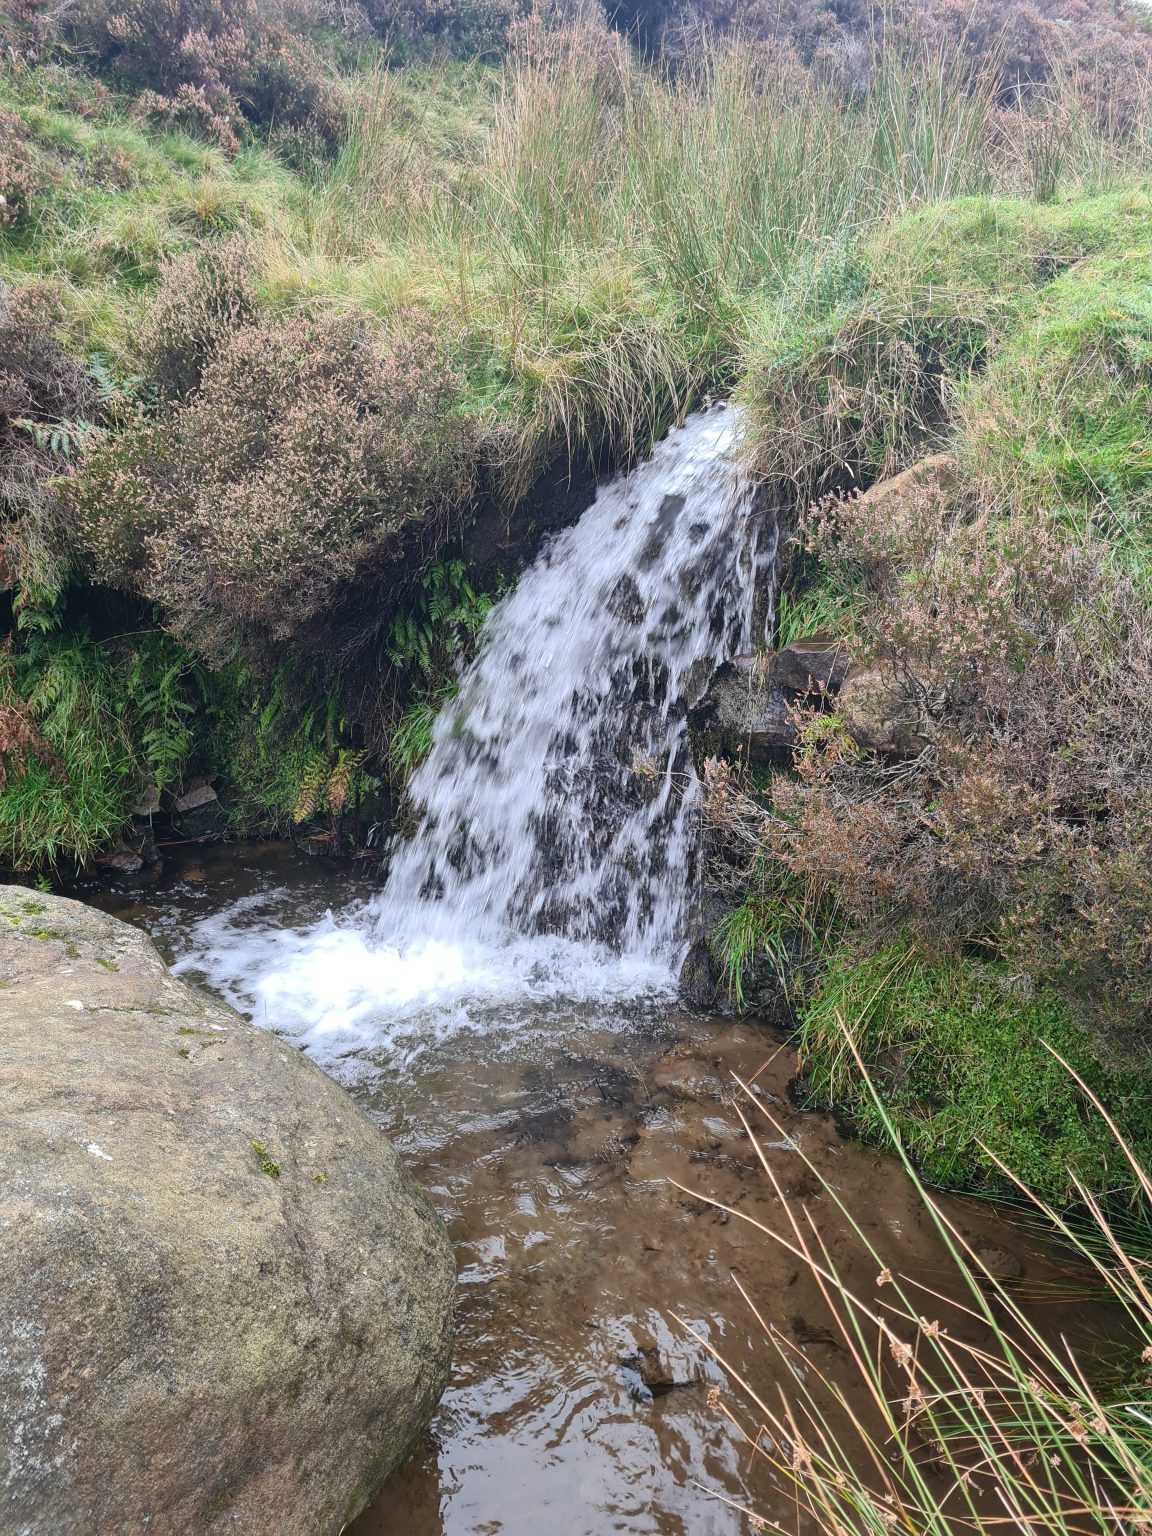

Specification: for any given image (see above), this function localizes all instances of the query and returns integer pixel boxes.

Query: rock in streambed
[0,887,455,1536]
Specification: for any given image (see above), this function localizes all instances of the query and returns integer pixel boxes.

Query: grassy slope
[0,28,1022,868]
[726,188,1152,1201]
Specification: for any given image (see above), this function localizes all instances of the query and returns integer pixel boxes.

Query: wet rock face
[0,888,455,1536]
[687,653,796,771]
[687,636,849,773]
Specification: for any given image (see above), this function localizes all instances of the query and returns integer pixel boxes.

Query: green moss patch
[798,940,1152,1205]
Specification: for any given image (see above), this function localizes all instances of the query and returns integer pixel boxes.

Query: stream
[71,408,1114,1533]
[78,843,1108,1536]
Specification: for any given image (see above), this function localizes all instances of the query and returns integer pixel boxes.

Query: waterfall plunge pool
[76,840,1113,1536]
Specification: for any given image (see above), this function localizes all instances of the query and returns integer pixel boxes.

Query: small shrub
[62,0,347,152]
[135,237,258,402]
[75,305,472,663]
[0,109,40,230]
[0,0,47,63]
[363,0,519,56]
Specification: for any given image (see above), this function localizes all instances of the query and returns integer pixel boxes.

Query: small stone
[652,1055,720,1102]
[687,654,796,772]
[130,784,161,817]
[837,661,931,758]
[96,845,145,874]
[972,1244,1024,1280]
[173,783,218,813]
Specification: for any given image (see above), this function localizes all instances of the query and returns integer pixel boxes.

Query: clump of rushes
[690,1037,1152,1536]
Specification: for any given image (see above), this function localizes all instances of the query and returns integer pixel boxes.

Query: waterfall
[175,405,774,1062]
[373,405,772,960]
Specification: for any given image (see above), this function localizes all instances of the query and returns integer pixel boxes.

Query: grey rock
[172,782,218,813]
[95,844,145,874]
[130,784,161,818]
[678,934,724,1011]
[688,636,853,774]
[0,888,455,1536]
[971,1243,1025,1281]
[772,634,850,696]
[687,654,796,772]
[859,452,956,515]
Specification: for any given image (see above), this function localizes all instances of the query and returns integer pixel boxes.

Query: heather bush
[0,107,39,230]
[74,305,471,662]
[363,0,520,56]
[62,0,347,151]
[703,456,1152,1188]
[0,282,96,607]
[136,238,259,402]
[786,477,1151,1000]
[0,0,47,64]
[704,186,1152,1196]
[626,0,1152,119]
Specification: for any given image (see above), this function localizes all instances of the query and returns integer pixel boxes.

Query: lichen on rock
[0,887,455,1536]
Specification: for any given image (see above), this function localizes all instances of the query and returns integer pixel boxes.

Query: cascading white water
[373,405,772,957]
[175,406,773,1065]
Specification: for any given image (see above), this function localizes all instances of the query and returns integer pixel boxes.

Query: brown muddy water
[72,842,1118,1536]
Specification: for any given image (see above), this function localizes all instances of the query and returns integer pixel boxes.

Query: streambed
[74,842,1110,1536]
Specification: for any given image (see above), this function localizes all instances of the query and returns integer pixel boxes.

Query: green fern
[126,639,204,791]
[386,562,492,677]
[292,750,331,825]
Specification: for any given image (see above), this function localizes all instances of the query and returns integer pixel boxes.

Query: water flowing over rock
[170,407,774,1068]
[376,405,775,961]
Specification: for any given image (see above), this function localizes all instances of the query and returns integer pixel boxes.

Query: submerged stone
[0,888,455,1536]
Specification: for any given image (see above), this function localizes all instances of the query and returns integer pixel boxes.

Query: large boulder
[0,888,455,1535]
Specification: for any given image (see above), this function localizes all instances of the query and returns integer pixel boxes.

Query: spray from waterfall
[175,406,774,1064]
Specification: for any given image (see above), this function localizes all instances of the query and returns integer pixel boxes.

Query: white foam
[174,902,676,1076]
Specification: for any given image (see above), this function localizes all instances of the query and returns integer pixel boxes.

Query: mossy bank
[702,190,1152,1203]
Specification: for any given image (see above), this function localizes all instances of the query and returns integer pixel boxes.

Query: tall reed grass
[264,17,1112,475]
[691,1028,1152,1536]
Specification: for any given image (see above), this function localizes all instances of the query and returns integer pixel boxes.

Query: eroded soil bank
[73,843,1121,1536]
